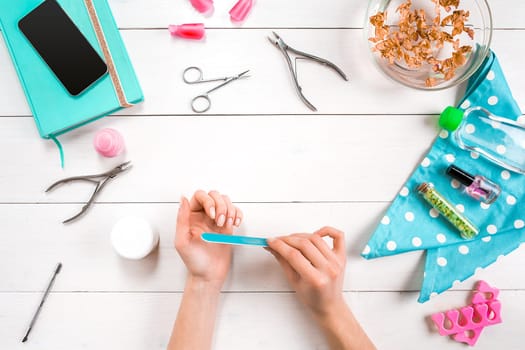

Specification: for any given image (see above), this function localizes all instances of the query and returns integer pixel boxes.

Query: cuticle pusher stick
[21,262,62,343]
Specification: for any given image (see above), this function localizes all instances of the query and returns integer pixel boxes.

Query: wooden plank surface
[107,0,525,30]
[3,203,524,292]
[1,291,522,350]
[1,0,524,349]
[0,115,438,202]
[0,29,524,117]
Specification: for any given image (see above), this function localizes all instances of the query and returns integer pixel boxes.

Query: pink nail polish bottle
[93,128,125,158]
[229,0,253,22]
[446,165,501,204]
[168,23,205,40]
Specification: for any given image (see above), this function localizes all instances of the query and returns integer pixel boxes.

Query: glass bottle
[439,106,525,174]
[417,183,479,240]
[446,165,501,204]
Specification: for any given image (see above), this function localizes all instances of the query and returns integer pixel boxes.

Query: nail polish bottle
[446,165,501,204]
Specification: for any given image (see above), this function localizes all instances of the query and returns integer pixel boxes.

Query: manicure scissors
[182,66,250,113]
[45,161,132,224]
[268,31,348,111]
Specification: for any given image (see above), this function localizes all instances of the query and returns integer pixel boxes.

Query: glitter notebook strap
[83,0,133,108]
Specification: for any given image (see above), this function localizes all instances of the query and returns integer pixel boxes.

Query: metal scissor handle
[182,66,231,84]
[187,69,250,113]
[191,94,212,113]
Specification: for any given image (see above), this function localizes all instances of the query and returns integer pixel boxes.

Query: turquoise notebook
[0,0,143,139]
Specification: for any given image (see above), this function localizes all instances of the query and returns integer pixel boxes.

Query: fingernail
[210,207,216,219]
[227,217,234,227]
[217,214,226,227]
[234,218,241,227]
[266,237,274,243]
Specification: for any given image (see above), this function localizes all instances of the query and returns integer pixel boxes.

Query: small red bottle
[168,23,205,40]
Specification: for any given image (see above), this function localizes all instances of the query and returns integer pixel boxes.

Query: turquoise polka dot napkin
[362,51,524,303]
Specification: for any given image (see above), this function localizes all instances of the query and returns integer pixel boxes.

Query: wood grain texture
[0,30,524,117]
[1,0,524,349]
[0,115,438,202]
[1,291,523,350]
[1,203,524,292]
[106,0,525,30]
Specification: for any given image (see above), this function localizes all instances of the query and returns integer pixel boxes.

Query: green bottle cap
[439,106,464,131]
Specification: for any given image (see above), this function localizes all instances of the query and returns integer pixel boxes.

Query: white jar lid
[111,217,159,259]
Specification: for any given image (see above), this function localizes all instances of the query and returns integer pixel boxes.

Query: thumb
[175,196,191,247]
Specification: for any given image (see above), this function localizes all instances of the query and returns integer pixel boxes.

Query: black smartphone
[18,0,108,96]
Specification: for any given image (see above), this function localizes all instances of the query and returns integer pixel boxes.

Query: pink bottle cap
[189,0,213,14]
[168,23,205,40]
[229,0,253,22]
[93,128,125,158]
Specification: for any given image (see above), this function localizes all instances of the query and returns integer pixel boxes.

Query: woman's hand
[175,190,243,289]
[170,190,243,350]
[267,227,376,350]
[266,226,346,317]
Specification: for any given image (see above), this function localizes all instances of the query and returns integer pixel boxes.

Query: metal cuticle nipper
[267,31,348,111]
[45,161,132,224]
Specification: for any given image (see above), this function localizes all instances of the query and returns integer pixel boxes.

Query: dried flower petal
[369,0,474,87]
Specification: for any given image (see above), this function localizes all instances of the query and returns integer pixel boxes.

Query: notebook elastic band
[84,0,133,108]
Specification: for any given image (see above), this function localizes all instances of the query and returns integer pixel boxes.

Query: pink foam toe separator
[431,300,502,336]
[472,280,500,304]
[452,327,484,346]
[431,282,502,346]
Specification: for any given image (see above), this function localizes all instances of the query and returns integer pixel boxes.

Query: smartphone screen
[18,0,108,96]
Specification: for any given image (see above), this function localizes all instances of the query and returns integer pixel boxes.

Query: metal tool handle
[191,94,212,113]
[275,43,317,111]
[183,66,228,84]
[287,46,348,81]
[21,263,62,342]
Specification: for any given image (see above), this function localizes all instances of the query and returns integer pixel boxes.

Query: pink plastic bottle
[168,23,205,40]
[229,0,253,22]
[189,0,213,14]
[93,128,125,158]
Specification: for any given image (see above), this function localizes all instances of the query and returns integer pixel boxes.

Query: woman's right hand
[267,227,376,350]
[266,226,347,317]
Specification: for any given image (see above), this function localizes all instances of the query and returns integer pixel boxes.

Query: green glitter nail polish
[417,182,479,239]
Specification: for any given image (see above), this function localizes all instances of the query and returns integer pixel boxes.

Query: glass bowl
[365,0,492,90]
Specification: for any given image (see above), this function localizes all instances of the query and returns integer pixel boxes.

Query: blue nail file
[202,233,268,247]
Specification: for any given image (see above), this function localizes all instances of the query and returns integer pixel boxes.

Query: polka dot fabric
[362,52,525,303]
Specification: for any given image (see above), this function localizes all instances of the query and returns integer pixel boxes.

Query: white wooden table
[1,1,524,349]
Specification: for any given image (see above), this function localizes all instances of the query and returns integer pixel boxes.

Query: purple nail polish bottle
[446,165,501,204]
